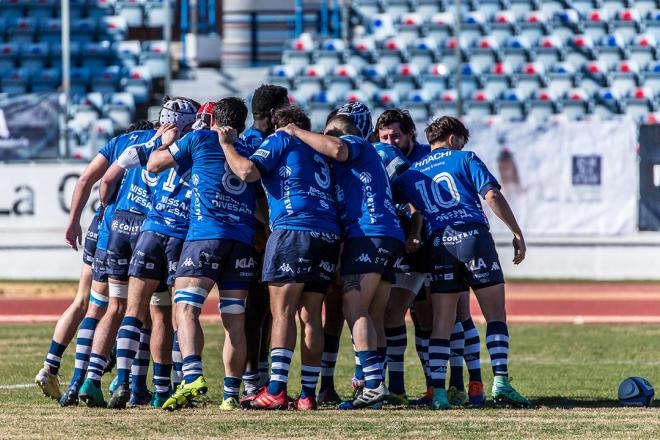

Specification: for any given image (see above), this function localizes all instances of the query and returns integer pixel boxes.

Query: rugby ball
[618,377,655,407]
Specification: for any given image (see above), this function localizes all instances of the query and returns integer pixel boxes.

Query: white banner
[0,162,97,245]
[466,119,638,236]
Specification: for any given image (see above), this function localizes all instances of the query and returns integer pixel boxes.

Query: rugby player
[240,84,289,395]
[77,99,198,407]
[395,116,531,409]
[278,102,405,408]
[220,105,341,410]
[149,98,260,411]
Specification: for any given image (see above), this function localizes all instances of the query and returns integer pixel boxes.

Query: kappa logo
[491,261,501,271]
[356,253,372,263]
[182,257,195,267]
[278,263,293,273]
[279,166,292,178]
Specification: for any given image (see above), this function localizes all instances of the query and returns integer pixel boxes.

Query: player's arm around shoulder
[215,125,261,183]
[278,123,350,162]
[147,123,181,174]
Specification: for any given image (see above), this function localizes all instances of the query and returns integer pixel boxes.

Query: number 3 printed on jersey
[414,172,460,212]
[314,154,331,189]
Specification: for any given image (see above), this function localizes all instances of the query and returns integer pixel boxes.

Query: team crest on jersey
[433,236,441,247]
[358,171,373,184]
[279,166,292,178]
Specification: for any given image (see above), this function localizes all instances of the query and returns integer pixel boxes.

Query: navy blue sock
[44,340,67,375]
[320,333,340,391]
[486,321,509,377]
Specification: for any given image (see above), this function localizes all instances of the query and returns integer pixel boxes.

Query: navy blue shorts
[341,236,404,284]
[92,247,109,283]
[83,215,100,266]
[428,223,504,294]
[128,230,184,286]
[262,229,340,293]
[105,210,146,280]
[175,239,257,290]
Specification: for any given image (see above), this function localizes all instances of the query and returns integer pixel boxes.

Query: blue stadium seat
[593,87,624,117]
[99,16,128,42]
[408,37,439,71]
[1,68,30,94]
[92,65,121,94]
[644,61,660,94]
[483,62,513,97]
[553,9,581,41]
[81,41,112,75]
[71,18,98,44]
[267,64,296,89]
[145,0,167,27]
[497,88,527,120]
[462,11,488,43]
[39,18,62,43]
[597,33,626,67]
[470,36,501,70]
[141,40,168,79]
[87,0,117,21]
[370,13,396,41]
[31,67,59,92]
[502,36,532,71]
[547,61,577,96]
[458,62,484,96]
[121,65,151,104]
[402,89,431,122]
[0,43,19,77]
[117,0,145,28]
[115,40,141,68]
[561,88,591,119]
[70,66,91,95]
[361,64,389,96]
[0,0,27,22]
[20,42,49,74]
[629,34,658,68]
[27,0,56,19]
[527,88,560,120]
[315,39,347,70]
[8,17,38,44]
[610,60,640,96]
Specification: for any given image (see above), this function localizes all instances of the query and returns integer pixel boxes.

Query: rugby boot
[107,383,131,409]
[162,377,208,411]
[35,367,61,400]
[431,387,452,410]
[352,382,388,409]
[385,392,409,406]
[317,387,341,405]
[219,396,242,411]
[447,385,468,406]
[79,378,107,407]
[152,391,171,409]
[59,383,80,407]
[128,390,152,407]
[249,387,288,410]
[468,381,486,407]
[293,395,318,411]
[492,376,532,409]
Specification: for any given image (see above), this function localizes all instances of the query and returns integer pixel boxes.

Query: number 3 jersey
[249,131,340,235]
[395,148,501,233]
[169,129,260,244]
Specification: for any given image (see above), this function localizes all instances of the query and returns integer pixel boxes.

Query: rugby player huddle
[35,84,532,411]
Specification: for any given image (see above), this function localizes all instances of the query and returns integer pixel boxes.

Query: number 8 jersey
[249,131,340,235]
[395,148,501,233]
[169,129,260,244]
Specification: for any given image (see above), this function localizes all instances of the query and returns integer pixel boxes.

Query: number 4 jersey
[169,129,260,244]
[395,148,501,233]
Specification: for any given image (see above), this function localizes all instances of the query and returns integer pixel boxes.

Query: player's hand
[161,124,180,147]
[215,126,238,145]
[512,234,526,264]
[65,221,82,251]
[405,233,421,254]
[276,123,298,137]
[153,122,173,139]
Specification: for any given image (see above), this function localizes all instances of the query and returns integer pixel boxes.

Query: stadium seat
[601,0,632,15]
[490,10,517,44]
[31,67,59,92]
[353,0,381,17]
[70,66,91,95]
[572,0,597,15]
[566,35,597,67]
[644,61,660,94]
[316,39,347,70]
[516,62,545,97]
[432,90,461,118]
[99,16,128,42]
[94,118,115,152]
[347,38,376,69]
[428,12,455,40]
[583,9,611,41]
[497,88,527,120]
[8,17,37,44]
[561,88,591,119]
[581,60,609,95]
[502,36,532,71]
[373,89,401,111]
[361,64,390,92]
[370,13,396,40]
[20,42,49,74]
[141,40,168,79]
[612,9,642,41]
[420,63,450,96]
[551,61,577,96]
[48,41,81,71]
[327,64,357,97]
[483,62,514,97]
[117,0,145,28]
[439,37,467,70]
[145,0,167,27]
[295,65,327,100]
[509,0,541,15]
[87,0,117,20]
[81,41,112,75]
[342,89,369,105]
[610,60,640,96]
[647,10,660,41]
[408,37,439,71]
[0,43,19,77]
[629,34,658,68]
[596,33,627,67]
[623,86,657,120]
[28,0,57,19]
[391,63,420,95]
[539,0,568,16]
[520,11,551,42]
[478,0,510,18]
[527,88,560,120]
[553,9,581,41]
[383,0,411,20]
[0,1,27,22]
[104,92,136,130]
[121,66,151,104]
[458,62,484,97]
[91,65,120,94]
[71,18,98,44]
[402,89,432,122]
[636,0,658,15]
[470,36,501,70]
[308,91,336,130]
[1,68,30,94]
[593,87,624,117]
[462,11,488,43]
[535,36,564,67]
[115,40,141,69]
[55,0,85,19]
[465,89,494,120]
[379,37,407,70]
[38,18,62,43]
[397,13,424,44]
[267,64,296,89]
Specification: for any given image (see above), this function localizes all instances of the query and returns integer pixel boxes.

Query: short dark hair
[126,120,155,133]
[375,109,417,140]
[325,114,361,137]
[272,106,311,131]
[252,84,289,117]
[213,97,248,133]
[425,116,470,145]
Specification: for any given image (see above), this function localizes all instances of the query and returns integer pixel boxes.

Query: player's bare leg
[319,284,343,403]
[218,289,249,410]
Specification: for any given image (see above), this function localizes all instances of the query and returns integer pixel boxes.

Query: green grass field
[1,323,659,439]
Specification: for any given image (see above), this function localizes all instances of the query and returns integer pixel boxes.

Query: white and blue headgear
[337,101,373,139]
[159,98,198,132]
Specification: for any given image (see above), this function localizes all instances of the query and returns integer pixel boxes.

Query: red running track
[2,282,660,324]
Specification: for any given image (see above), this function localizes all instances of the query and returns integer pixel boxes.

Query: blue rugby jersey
[240,127,266,149]
[169,129,259,244]
[249,131,340,235]
[96,129,157,249]
[407,141,431,163]
[332,136,403,241]
[395,148,501,233]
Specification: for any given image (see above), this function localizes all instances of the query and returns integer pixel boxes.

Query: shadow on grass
[534,396,623,409]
